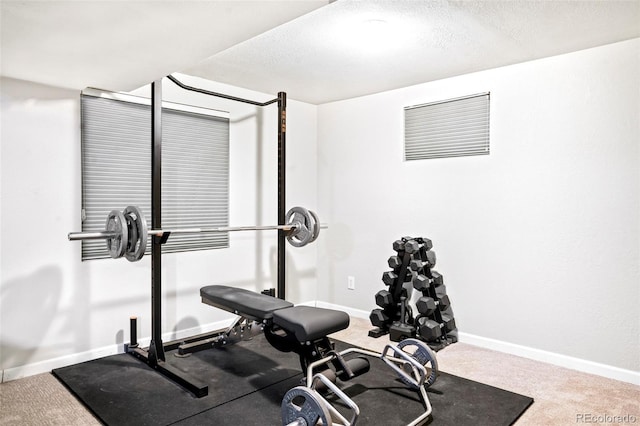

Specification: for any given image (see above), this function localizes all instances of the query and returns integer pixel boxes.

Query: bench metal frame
[303,343,435,426]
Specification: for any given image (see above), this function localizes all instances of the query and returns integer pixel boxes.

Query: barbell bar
[68,205,324,261]
[68,224,300,241]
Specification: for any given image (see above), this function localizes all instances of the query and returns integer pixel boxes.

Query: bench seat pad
[200,285,293,320]
[272,306,350,342]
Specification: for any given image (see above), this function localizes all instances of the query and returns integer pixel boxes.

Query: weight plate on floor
[105,209,128,259]
[396,338,439,388]
[285,206,313,247]
[281,386,332,426]
[123,206,148,262]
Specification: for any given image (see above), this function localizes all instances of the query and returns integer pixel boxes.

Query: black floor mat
[53,336,533,425]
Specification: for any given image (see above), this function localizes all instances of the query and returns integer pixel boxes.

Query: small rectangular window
[404,92,490,160]
[80,89,230,260]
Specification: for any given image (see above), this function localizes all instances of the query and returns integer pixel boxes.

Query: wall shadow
[0,265,62,370]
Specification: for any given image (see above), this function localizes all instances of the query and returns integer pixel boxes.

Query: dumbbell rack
[369,237,458,351]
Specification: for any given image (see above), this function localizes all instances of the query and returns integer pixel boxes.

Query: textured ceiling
[1,1,638,104]
[185,0,640,104]
[0,1,327,92]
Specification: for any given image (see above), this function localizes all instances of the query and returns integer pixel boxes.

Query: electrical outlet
[347,276,355,290]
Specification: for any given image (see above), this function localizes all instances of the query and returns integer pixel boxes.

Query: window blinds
[404,93,490,161]
[80,90,229,260]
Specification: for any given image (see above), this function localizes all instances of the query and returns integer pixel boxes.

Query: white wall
[317,39,639,375]
[0,75,318,379]
[1,39,638,383]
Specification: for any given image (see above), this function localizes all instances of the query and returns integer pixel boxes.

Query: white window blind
[81,90,230,260]
[404,93,490,161]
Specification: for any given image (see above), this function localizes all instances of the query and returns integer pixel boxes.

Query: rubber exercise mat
[53,336,533,425]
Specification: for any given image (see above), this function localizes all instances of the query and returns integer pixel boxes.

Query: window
[80,89,229,260]
[404,92,490,160]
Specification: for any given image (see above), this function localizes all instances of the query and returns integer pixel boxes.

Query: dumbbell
[437,294,451,311]
[392,239,405,253]
[404,239,421,254]
[430,271,444,286]
[418,238,433,251]
[370,309,390,328]
[416,295,450,315]
[387,255,402,269]
[416,314,456,341]
[412,274,431,291]
[409,250,437,271]
[436,286,448,301]
[382,271,398,286]
[375,290,393,309]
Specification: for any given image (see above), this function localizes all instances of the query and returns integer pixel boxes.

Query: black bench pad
[272,306,350,342]
[200,285,293,321]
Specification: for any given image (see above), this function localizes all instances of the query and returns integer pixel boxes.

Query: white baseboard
[456,332,640,386]
[311,301,639,386]
[1,319,233,383]
[4,303,638,387]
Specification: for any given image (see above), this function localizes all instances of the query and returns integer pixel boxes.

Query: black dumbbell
[387,255,402,269]
[412,274,430,291]
[375,290,393,309]
[441,314,456,332]
[416,295,450,315]
[416,297,438,315]
[382,271,398,286]
[419,238,433,251]
[404,239,421,254]
[416,317,442,341]
[370,309,390,328]
[392,240,405,252]
[409,250,436,271]
[437,294,451,311]
[430,270,444,286]
[416,314,457,341]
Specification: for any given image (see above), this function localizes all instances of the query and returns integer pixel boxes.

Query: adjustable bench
[194,285,439,425]
[199,285,357,375]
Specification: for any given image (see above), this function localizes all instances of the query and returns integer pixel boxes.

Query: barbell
[68,205,324,261]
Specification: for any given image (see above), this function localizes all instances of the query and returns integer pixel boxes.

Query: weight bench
[191,285,438,425]
[198,285,369,379]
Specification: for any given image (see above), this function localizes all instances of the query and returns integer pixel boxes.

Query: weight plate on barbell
[123,206,148,262]
[105,210,128,259]
[281,386,332,426]
[285,207,314,248]
[396,338,439,388]
[308,210,321,244]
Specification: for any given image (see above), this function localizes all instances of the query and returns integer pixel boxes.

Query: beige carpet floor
[1,316,638,425]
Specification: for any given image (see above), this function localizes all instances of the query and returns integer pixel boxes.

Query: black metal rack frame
[128,76,287,397]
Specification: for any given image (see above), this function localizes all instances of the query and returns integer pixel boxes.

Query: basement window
[404,93,490,160]
[80,89,230,260]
